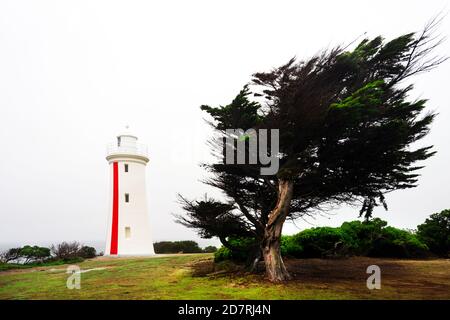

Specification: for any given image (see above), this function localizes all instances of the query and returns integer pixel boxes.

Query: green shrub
[214,246,232,262]
[417,209,450,257]
[78,246,97,259]
[287,227,348,258]
[368,226,428,258]
[203,246,217,253]
[339,218,387,255]
[214,237,258,262]
[281,219,429,259]
[213,215,438,262]
[154,241,203,253]
[280,235,303,257]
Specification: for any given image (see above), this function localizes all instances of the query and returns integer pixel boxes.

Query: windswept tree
[0,248,22,263]
[177,19,446,282]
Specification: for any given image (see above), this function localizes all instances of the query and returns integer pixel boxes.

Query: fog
[0,0,449,250]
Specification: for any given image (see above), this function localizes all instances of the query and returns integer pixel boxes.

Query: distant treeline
[0,241,99,271]
[154,241,217,254]
[0,240,217,269]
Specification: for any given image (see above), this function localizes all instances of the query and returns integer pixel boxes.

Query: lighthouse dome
[117,125,138,141]
[106,126,149,163]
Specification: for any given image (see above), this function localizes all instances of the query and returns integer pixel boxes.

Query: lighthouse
[105,128,155,256]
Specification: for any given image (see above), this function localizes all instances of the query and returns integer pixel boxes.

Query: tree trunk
[262,179,294,282]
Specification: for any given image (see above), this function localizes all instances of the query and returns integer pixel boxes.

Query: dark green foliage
[178,25,444,267]
[250,31,439,210]
[177,24,446,280]
[279,219,429,259]
[200,85,262,131]
[417,209,450,257]
[339,218,388,255]
[214,246,232,262]
[19,245,51,264]
[214,237,258,262]
[280,227,349,258]
[368,226,428,258]
[280,236,303,257]
[78,246,97,259]
[176,196,254,243]
[203,246,218,253]
[154,241,203,254]
[213,212,445,262]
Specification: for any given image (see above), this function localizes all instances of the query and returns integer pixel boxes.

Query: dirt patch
[190,259,216,277]
[191,258,247,277]
[285,257,448,282]
[191,256,450,299]
[47,267,110,273]
[285,257,450,299]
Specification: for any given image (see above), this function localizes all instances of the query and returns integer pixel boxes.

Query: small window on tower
[124,164,129,172]
[125,193,129,202]
[125,227,131,239]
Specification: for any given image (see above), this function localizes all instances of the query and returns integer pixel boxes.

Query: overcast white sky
[0,0,449,250]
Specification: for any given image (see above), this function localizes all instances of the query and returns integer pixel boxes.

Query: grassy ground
[0,254,448,299]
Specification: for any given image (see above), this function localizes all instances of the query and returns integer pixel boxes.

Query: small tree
[50,241,81,260]
[417,209,450,257]
[19,246,51,264]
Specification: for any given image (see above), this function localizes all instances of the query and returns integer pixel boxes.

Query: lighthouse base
[105,253,156,257]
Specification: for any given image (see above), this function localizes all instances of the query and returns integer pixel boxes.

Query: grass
[0,257,85,272]
[0,254,448,299]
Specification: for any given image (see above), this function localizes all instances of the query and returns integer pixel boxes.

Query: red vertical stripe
[110,162,119,254]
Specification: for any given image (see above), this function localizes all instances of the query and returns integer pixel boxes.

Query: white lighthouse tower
[105,128,155,256]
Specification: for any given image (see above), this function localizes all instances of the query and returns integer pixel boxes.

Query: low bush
[279,218,429,259]
[280,235,303,257]
[203,246,218,253]
[282,227,349,258]
[368,226,429,258]
[214,246,232,262]
[339,218,387,255]
[214,237,258,262]
[78,246,97,259]
[154,241,203,254]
